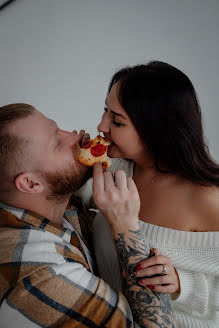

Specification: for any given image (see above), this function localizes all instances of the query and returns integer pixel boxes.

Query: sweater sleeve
[172,268,219,313]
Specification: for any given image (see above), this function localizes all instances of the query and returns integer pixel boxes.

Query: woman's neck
[135,168,159,187]
[133,156,159,183]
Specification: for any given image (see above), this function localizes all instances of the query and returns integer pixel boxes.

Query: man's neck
[36,198,70,226]
[0,194,70,226]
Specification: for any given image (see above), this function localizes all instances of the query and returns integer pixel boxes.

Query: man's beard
[43,163,92,202]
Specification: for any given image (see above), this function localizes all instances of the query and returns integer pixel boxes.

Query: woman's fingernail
[139,280,144,285]
[147,285,155,289]
[136,264,142,271]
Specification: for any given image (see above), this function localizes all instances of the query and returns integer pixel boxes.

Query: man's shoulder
[0,207,88,266]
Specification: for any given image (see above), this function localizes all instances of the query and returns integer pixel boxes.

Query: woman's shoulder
[192,185,219,231]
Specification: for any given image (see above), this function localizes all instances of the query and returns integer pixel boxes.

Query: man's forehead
[10,110,53,136]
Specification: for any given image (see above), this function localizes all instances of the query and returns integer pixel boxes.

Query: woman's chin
[107,144,123,158]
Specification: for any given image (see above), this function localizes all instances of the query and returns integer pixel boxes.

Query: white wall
[1,0,219,159]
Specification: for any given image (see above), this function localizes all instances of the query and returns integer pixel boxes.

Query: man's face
[10,110,90,198]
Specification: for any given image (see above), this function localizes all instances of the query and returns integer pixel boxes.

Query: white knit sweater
[76,158,219,328]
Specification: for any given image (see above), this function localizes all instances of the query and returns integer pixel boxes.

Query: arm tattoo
[115,229,176,328]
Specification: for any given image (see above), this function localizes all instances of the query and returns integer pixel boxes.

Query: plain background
[0,0,219,160]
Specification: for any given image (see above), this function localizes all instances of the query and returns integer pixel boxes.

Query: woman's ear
[15,172,44,194]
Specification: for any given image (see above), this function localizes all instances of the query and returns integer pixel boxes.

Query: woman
[77,61,219,328]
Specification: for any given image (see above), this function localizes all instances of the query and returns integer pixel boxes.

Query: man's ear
[15,173,44,194]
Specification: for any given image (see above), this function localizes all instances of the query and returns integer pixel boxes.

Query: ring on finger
[161,264,167,275]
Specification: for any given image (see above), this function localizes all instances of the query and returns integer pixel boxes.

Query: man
[0,103,175,327]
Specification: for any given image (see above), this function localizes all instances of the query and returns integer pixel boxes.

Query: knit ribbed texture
[76,158,219,328]
[92,211,219,328]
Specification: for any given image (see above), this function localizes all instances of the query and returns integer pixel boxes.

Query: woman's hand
[73,129,90,147]
[93,162,140,232]
[135,248,180,294]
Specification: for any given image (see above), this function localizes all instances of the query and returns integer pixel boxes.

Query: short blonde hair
[0,103,35,182]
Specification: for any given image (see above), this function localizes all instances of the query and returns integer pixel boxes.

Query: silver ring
[161,264,167,275]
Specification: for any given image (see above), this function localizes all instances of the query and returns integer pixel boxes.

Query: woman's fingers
[104,171,116,192]
[139,274,171,286]
[82,134,90,146]
[150,248,161,256]
[137,254,171,271]
[78,129,85,137]
[114,170,128,191]
[135,251,181,295]
[136,264,168,277]
[145,284,177,294]
[77,129,90,147]
[127,176,138,192]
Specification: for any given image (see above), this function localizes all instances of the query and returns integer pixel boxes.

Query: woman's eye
[112,120,123,127]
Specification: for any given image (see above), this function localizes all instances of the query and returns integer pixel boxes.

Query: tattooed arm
[114,228,175,328]
[93,163,175,328]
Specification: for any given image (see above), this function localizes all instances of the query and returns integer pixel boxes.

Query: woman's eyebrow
[111,110,127,120]
[105,99,127,120]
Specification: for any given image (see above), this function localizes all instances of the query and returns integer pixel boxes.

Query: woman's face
[98,82,146,161]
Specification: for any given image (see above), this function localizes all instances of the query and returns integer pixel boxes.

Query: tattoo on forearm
[115,229,176,328]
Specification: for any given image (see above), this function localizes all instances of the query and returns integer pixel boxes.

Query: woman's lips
[107,143,115,156]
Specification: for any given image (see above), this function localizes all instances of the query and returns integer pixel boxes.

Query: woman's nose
[97,114,110,133]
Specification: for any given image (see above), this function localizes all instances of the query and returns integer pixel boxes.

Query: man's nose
[70,130,80,145]
[62,130,80,146]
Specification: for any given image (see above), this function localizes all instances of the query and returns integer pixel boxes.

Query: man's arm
[93,163,175,328]
[114,227,174,328]
[0,260,134,328]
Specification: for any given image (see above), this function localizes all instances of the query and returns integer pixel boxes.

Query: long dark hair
[108,61,219,186]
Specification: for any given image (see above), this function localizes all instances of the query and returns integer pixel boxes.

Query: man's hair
[0,103,35,184]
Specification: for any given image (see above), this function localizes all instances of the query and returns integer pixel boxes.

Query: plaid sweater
[0,202,133,327]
